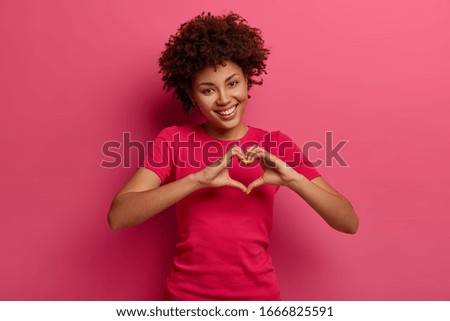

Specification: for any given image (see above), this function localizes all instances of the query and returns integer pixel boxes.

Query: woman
[108,12,358,300]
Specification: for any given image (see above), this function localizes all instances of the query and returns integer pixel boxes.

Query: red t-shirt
[143,124,321,300]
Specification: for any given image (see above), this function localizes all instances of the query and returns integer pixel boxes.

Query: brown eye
[202,88,213,95]
[229,81,238,87]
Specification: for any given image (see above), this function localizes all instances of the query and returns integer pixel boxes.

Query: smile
[215,104,239,117]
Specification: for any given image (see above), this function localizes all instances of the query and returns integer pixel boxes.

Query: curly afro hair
[159,12,270,113]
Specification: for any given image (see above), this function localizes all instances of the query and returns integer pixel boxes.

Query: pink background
[1,0,449,300]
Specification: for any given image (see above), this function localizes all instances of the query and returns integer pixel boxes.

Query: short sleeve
[142,127,174,184]
[266,131,321,181]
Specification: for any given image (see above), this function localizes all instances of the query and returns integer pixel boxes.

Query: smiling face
[190,60,249,140]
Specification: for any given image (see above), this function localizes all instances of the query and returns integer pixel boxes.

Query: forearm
[286,174,359,234]
[108,174,202,230]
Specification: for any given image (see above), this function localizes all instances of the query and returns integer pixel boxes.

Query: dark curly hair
[159,12,270,113]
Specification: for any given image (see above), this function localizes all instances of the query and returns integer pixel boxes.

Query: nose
[216,89,232,106]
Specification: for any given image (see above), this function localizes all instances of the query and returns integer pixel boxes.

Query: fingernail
[246,189,251,194]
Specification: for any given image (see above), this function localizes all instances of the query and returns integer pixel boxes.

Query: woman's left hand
[245,145,299,194]
[245,146,359,234]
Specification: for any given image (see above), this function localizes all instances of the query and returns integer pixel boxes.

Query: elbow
[107,200,123,231]
[341,201,359,234]
[107,214,121,231]
[346,217,359,234]
[345,206,359,235]
[107,211,120,231]
[337,218,358,235]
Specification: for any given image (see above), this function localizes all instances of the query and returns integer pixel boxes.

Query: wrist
[284,171,307,190]
[188,172,207,190]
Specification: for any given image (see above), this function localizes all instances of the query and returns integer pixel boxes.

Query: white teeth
[217,104,238,116]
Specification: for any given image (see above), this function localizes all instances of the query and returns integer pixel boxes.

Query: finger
[246,148,269,166]
[230,145,246,161]
[247,147,279,169]
[246,177,265,194]
[227,178,248,193]
[209,145,236,168]
[222,144,247,166]
[245,148,262,160]
[210,157,226,168]
[243,144,259,163]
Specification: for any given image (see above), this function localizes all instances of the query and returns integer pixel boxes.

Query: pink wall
[1,0,449,300]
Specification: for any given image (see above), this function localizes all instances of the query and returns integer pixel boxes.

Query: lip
[214,103,239,119]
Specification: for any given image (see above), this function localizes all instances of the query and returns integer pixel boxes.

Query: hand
[245,145,299,194]
[193,144,248,193]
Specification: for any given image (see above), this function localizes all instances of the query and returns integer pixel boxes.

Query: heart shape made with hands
[227,147,265,191]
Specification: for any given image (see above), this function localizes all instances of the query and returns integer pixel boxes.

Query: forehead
[192,61,243,84]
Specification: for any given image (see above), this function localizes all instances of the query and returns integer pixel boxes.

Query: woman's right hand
[192,144,248,193]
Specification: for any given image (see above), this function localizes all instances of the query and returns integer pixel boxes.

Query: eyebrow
[197,73,238,87]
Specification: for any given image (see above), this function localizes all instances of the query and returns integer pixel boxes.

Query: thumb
[246,177,265,194]
[226,179,248,193]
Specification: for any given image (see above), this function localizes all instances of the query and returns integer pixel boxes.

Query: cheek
[196,99,215,117]
[237,86,249,101]
[236,90,248,102]
[195,96,213,109]
[197,104,209,116]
